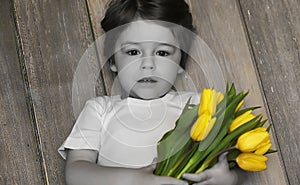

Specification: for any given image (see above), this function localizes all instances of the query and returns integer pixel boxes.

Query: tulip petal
[255,143,272,155]
[237,127,270,152]
[190,114,211,141]
[229,110,255,133]
[199,89,212,116]
[235,100,244,112]
[216,92,224,105]
[236,153,268,172]
[201,117,217,140]
[210,90,217,115]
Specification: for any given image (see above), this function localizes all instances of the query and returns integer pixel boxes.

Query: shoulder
[165,91,200,109]
[175,91,200,105]
[84,95,121,115]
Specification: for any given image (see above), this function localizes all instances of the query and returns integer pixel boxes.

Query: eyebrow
[120,41,178,48]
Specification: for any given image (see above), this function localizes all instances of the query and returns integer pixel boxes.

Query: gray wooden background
[1,0,299,184]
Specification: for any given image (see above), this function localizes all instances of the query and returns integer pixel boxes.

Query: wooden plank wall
[4,0,106,184]
[0,0,299,184]
[0,0,45,184]
[239,1,300,184]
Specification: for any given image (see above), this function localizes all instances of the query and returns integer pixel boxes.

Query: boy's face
[111,21,183,100]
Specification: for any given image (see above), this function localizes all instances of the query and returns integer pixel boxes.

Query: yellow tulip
[255,141,271,155]
[234,100,244,112]
[216,92,224,104]
[190,114,216,141]
[192,88,223,142]
[229,110,255,133]
[198,89,220,116]
[236,153,268,172]
[198,89,213,115]
[210,90,217,116]
[236,127,271,154]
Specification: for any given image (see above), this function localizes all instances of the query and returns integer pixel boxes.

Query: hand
[182,152,238,185]
[131,162,188,185]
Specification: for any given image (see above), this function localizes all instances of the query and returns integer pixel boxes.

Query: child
[59,0,238,184]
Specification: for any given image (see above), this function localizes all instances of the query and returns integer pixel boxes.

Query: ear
[110,64,118,72]
[177,67,184,74]
[109,58,118,72]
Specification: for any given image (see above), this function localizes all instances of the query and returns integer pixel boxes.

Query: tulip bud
[234,100,244,112]
[236,153,268,172]
[216,92,224,105]
[198,89,213,116]
[190,114,216,141]
[255,140,272,155]
[229,110,255,133]
[198,89,222,117]
[236,127,271,154]
[210,90,217,116]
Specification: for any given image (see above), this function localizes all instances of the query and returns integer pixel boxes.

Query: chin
[138,94,158,100]
[131,90,162,100]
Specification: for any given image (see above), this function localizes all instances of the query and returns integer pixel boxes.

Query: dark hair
[101,0,196,68]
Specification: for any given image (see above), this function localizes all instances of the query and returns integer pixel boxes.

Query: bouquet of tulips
[154,83,275,180]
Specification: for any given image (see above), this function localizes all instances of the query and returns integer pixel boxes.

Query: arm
[182,153,240,185]
[65,149,188,185]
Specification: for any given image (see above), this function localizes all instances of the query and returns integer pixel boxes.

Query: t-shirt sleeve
[58,98,105,159]
[190,92,201,105]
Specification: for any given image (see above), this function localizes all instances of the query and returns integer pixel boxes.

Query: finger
[143,163,157,172]
[192,180,211,185]
[216,152,229,168]
[150,163,157,171]
[182,172,209,182]
[144,157,158,172]
[151,158,158,171]
[159,176,188,185]
[219,151,228,161]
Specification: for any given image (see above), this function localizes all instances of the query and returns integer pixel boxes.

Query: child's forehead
[116,20,180,47]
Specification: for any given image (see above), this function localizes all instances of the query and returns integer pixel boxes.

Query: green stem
[195,146,236,173]
[174,151,202,179]
[167,149,189,176]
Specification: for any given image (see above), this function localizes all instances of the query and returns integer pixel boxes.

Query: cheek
[159,66,180,84]
[171,50,182,64]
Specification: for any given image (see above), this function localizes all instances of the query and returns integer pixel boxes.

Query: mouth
[137,77,158,83]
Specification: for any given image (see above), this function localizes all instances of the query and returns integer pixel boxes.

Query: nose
[140,56,156,70]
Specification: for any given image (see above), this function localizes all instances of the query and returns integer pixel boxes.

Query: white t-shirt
[58,91,199,168]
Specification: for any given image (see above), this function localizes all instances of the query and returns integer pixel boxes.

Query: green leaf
[197,111,226,151]
[266,124,272,132]
[266,149,277,154]
[183,90,249,173]
[174,150,204,178]
[229,161,237,169]
[216,91,248,119]
[229,83,236,96]
[227,83,237,101]
[196,115,234,162]
[234,106,261,117]
[255,119,268,128]
[227,149,241,160]
[194,115,262,173]
[156,99,199,175]
[159,139,192,176]
[167,142,199,177]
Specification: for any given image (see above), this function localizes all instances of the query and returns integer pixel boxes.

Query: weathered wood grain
[188,0,288,184]
[239,0,300,184]
[85,0,288,184]
[86,0,115,95]
[0,0,45,184]
[12,0,105,184]
[5,0,294,184]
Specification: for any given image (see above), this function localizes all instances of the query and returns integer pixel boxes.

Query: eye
[156,50,170,56]
[126,49,141,56]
